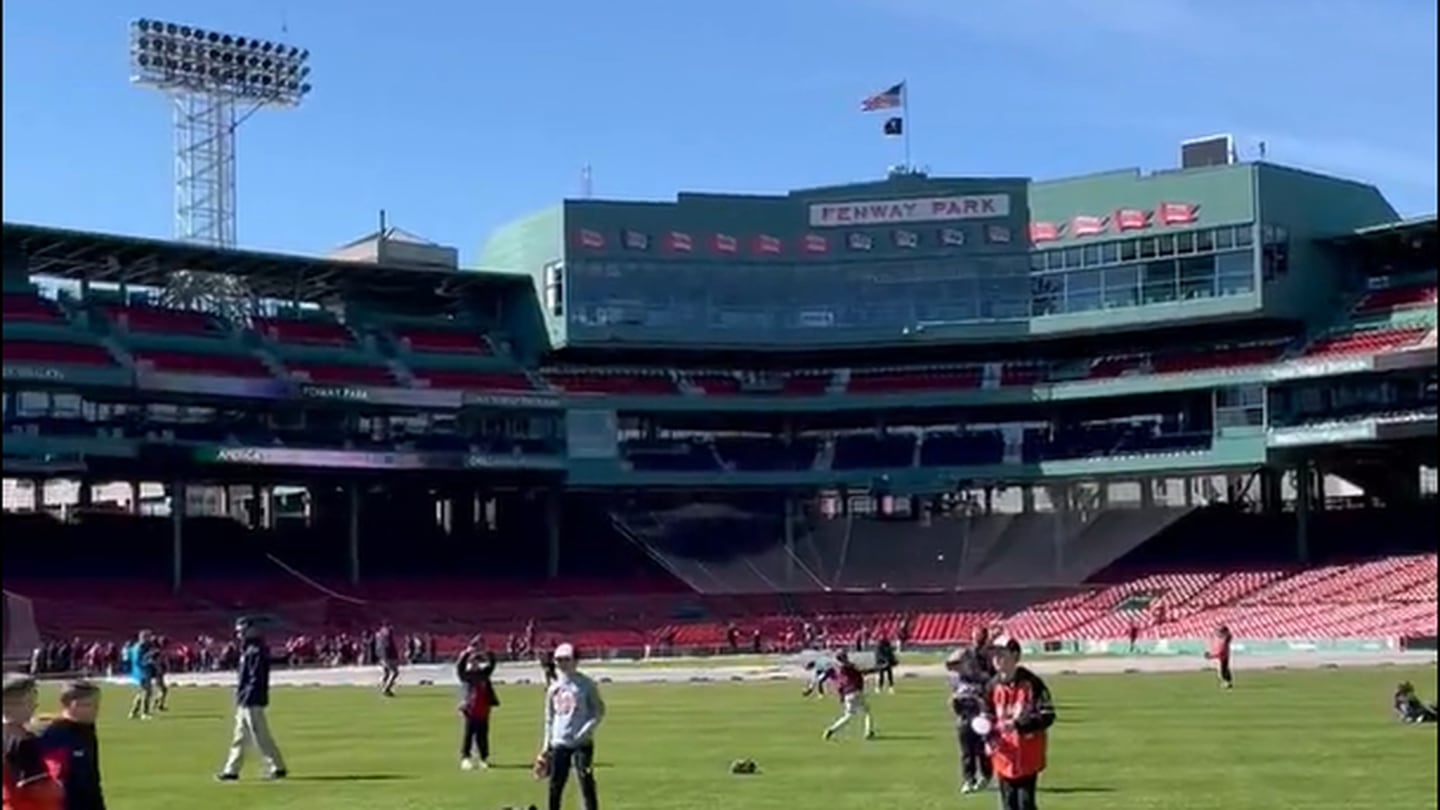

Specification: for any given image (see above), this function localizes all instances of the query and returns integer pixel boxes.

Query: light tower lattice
[128,19,312,316]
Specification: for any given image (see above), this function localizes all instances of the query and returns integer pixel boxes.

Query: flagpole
[902,80,912,170]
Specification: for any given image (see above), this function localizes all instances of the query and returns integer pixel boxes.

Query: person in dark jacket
[36,681,107,810]
[538,650,558,686]
[456,639,501,770]
[946,636,996,794]
[873,636,898,694]
[1394,682,1438,724]
[216,618,288,781]
[981,636,1056,810]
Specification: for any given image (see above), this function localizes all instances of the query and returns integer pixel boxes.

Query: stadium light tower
[130,19,312,249]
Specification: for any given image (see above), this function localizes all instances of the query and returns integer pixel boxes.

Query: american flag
[666,231,693,253]
[752,234,783,255]
[1115,208,1149,230]
[577,229,605,249]
[1029,222,1059,243]
[1071,215,1108,237]
[860,82,905,112]
[1157,202,1199,225]
[712,233,738,254]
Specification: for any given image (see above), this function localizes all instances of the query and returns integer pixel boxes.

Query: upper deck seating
[392,325,490,355]
[1302,326,1428,358]
[253,316,356,347]
[847,368,981,393]
[1152,342,1286,373]
[781,373,832,395]
[3,339,114,367]
[132,350,271,378]
[3,293,63,323]
[545,372,677,395]
[1354,283,1437,314]
[689,374,743,395]
[412,369,535,391]
[102,303,216,335]
[284,360,395,386]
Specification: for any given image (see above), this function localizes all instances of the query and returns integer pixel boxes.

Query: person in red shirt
[456,640,500,771]
[819,651,877,741]
[981,637,1056,810]
[1204,625,1234,689]
[3,675,63,810]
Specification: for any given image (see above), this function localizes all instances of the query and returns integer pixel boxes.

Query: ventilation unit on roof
[1179,134,1235,169]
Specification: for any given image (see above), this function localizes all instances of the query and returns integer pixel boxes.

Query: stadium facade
[2,148,1436,658]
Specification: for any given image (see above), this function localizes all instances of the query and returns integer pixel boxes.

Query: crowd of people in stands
[25,629,443,677]
[24,613,914,677]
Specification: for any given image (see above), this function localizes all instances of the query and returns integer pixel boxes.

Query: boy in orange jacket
[979,637,1056,810]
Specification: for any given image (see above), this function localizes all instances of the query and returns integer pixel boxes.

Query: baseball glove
[532,750,552,781]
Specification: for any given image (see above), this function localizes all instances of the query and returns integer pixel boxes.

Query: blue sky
[3,0,1435,265]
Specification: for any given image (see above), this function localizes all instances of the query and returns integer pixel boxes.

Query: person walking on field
[215,618,287,782]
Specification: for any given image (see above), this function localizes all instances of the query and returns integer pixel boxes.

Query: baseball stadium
[4,132,1438,807]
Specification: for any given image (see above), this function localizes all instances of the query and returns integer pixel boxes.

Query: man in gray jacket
[536,643,605,810]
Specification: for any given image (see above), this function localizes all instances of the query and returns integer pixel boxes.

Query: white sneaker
[477,760,490,770]
[960,781,976,794]
[460,758,475,771]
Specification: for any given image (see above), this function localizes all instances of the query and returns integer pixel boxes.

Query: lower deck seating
[3,339,114,366]
[12,555,1434,648]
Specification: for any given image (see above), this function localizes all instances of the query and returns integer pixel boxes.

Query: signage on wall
[808,194,1011,228]
[712,233,739,254]
[846,233,874,251]
[938,227,966,246]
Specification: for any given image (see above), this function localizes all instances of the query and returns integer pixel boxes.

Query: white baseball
[970,715,994,736]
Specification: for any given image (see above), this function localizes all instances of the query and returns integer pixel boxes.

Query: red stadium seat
[3,339,114,366]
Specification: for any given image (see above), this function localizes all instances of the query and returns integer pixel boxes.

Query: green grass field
[50,665,1438,810]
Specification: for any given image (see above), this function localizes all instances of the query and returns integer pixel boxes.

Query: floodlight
[128,18,314,251]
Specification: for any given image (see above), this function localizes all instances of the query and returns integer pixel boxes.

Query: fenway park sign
[809,194,1011,227]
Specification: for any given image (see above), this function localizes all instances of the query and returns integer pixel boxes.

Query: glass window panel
[1102,265,1139,308]
[1195,229,1214,252]
[1156,234,1176,257]
[1137,238,1157,259]
[1047,251,1066,271]
[1175,231,1195,254]
[1235,226,1255,247]
[1214,228,1234,249]
[1179,255,1216,280]
[1101,242,1121,264]
[1082,244,1101,266]
[1141,261,1178,305]
[1030,251,1046,273]
[1065,269,1103,313]
[1065,247,1084,267]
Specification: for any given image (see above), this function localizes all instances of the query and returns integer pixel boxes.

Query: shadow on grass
[287,774,415,783]
[1045,786,1116,794]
